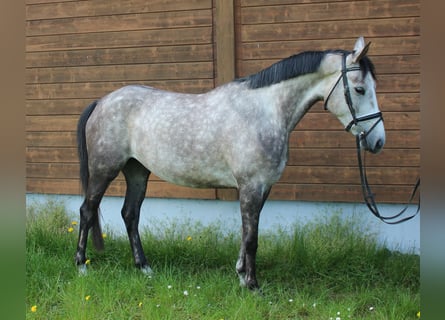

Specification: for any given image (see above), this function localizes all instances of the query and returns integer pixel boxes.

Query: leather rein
[325,53,420,224]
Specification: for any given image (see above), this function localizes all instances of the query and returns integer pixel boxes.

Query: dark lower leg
[236,185,271,290]
[75,196,101,265]
[122,159,150,269]
[75,172,118,267]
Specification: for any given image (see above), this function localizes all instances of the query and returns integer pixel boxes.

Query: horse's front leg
[236,184,271,290]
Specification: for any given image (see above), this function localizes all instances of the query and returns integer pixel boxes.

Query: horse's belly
[146,161,238,189]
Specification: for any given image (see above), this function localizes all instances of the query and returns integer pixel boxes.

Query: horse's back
[85,85,239,188]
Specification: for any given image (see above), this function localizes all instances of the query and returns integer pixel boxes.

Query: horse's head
[324,37,385,154]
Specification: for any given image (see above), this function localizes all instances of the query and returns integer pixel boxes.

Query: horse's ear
[351,36,371,63]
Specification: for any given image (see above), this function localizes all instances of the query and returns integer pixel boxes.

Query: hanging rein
[325,53,420,224]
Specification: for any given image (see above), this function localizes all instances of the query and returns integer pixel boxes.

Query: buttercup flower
[186,236,192,241]
[30,305,37,312]
[138,302,142,307]
[85,259,90,265]
[85,295,91,301]
[71,221,78,225]
[417,311,420,318]
[67,227,74,233]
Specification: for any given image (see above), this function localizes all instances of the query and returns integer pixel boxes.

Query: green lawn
[26,200,420,319]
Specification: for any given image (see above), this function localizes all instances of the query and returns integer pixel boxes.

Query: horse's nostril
[375,139,383,151]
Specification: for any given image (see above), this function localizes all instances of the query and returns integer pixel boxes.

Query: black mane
[236,49,376,89]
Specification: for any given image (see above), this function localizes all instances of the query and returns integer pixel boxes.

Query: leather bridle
[325,53,420,224]
[324,53,383,135]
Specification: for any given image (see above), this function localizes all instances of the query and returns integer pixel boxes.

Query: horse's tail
[77,100,98,193]
[77,100,104,251]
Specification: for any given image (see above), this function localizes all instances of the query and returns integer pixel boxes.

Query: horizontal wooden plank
[241,0,419,24]
[295,111,419,131]
[239,55,420,77]
[26,163,188,186]
[239,36,420,59]
[268,183,419,204]
[27,9,212,36]
[375,93,419,112]
[26,178,216,200]
[26,115,77,132]
[26,0,212,20]
[26,0,73,4]
[289,130,420,149]
[241,0,369,7]
[26,80,215,100]
[288,148,419,167]
[27,160,419,188]
[279,166,419,185]
[25,127,419,152]
[26,177,419,204]
[27,163,168,183]
[26,131,76,147]
[300,93,420,113]
[235,70,419,94]
[374,74,419,93]
[26,44,213,68]
[26,62,214,84]
[26,145,420,168]
[26,99,93,116]
[25,91,420,117]
[25,111,419,134]
[241,17,419,42]
[27,147,78,163]
[26,27,212,52]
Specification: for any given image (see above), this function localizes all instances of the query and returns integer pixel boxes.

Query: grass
[26,200,420,319]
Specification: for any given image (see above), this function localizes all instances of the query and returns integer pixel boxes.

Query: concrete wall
[26,193,419,254]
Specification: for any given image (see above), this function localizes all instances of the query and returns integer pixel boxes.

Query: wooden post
[215,0,236,86]
[214,0,238,200]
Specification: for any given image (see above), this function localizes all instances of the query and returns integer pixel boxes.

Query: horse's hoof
[238,274,247,287]
[140,266,153,277]
[238,273,260,291]
[78,264,88,276]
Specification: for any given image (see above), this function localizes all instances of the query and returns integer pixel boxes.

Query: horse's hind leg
[75,170,119,271]
[236,183,271,290]
[121,158,151,274]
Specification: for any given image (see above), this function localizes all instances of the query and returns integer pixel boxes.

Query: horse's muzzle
[359,132,384,154]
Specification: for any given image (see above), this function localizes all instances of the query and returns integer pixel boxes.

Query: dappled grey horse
[75,37,384,289]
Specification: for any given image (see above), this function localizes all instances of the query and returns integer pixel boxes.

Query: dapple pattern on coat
[75,37,385,289]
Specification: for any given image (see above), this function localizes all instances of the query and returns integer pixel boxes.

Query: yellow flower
[417,311,420,318]
[67,227,74,233]
[186,236,192,241]
[71,221,78,225]
[30,305,37,312]
[102,233,107,239]
[85,295,91,301]
[138,302,143,307]
[85,259,91,265]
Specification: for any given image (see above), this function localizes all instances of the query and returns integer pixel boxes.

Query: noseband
[324,53,383,137]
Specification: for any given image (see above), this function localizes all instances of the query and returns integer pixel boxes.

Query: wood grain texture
[25,0,420,203]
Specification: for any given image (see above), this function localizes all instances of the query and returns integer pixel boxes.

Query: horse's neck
[266,73,326,133]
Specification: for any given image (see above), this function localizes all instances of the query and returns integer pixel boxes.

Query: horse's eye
[355,87,365,95]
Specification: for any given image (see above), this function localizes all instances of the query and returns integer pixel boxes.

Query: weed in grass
[26,201,419,319]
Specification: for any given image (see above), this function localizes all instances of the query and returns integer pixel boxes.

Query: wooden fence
[26,0,420,203]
